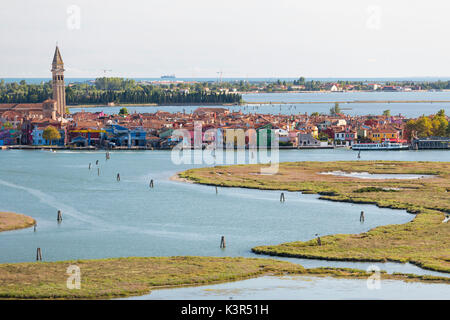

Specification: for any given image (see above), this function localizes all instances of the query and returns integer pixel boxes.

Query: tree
[383,109,391,117]
[2,121,13,129]
[406,116,433,138]
[431,114,448,137]
[43,126,61,145]
[330,102,341,115]
[318,132,329,141]
[119,107,128,116]
[406,110,450,138]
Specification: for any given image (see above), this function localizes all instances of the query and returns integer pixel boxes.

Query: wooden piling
[57,210,62,222]
[215,186,218,194]
[36,248,42,261]
[360,211,365,222]
[98,168,100,176]
[280,192,285,202]
[220,236,226,248]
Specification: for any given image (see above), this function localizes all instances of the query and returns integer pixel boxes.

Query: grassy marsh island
[178,161,450,273]
[0,257,303,299]
[1,256,449,299]
[0,212,35,232]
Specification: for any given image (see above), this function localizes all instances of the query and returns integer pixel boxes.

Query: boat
[351,141,409,151]
[161,74,176,79]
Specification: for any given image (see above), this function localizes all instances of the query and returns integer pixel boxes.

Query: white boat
[352,141,409,151]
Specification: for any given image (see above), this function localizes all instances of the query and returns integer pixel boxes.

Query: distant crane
[216,71,223,84]
[102,69,112,76]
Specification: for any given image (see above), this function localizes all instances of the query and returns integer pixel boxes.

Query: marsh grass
[179,161,450,273]
[0,212,35,232]
[0,256,306,299]
[1,256,449,299]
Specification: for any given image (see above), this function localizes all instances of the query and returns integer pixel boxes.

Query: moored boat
[352,141,409,151]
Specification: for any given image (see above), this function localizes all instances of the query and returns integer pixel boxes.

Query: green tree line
[405,109,450,138]
[0,78,242,105]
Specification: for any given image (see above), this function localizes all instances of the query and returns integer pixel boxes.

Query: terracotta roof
[0,104,17,110]
[13,103,43,111]
[370,126,399,133]
[74,120,100,128]
[0,110,23,120]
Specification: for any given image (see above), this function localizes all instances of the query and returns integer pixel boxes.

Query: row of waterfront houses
[1,105,449,149]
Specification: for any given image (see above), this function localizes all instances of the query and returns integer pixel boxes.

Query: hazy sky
[2,0,450,78]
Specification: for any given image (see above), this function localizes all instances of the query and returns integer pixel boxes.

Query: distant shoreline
[68,102,237,108]
[68,99,450,109]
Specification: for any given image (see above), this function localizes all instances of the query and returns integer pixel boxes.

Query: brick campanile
[51,46,66,117]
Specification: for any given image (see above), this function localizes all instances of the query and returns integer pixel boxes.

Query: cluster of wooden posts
[32,153,368,261]
[88,152,156,188]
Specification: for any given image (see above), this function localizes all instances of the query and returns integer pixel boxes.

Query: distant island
[0,77,242,106]
[3,76,450,106]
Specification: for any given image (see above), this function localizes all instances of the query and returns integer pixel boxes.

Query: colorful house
[104,124,146,147]
[31,125,65,146]
[0,122,21,145]
[334,127,357,145]
[369,127,400,143]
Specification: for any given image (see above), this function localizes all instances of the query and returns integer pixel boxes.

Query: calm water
[320,171,434,180]
[130,275,450,300]
[70,91,450,117]
[0,149,449,298]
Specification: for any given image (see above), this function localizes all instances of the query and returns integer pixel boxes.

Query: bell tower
[51,45,66,117]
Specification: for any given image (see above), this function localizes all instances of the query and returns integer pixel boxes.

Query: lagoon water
[70,91,450,118]
[0,149,449,298]
[130,275,450,300]
[320,171,434,180]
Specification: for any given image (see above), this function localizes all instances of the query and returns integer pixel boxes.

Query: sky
[1,0,450,78]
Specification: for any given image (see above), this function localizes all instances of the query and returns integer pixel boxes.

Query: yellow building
[369,128,399,142]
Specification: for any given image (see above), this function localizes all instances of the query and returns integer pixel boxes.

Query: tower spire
[51,45,66,118]
[52,46,64,67]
